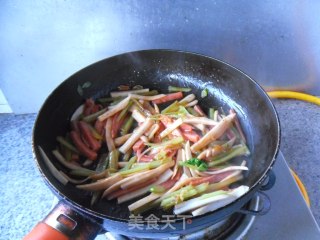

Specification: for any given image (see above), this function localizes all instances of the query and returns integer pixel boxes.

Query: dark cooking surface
[32,50,279,223]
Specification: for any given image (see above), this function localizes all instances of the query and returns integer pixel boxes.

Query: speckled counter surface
[0,99,319,240]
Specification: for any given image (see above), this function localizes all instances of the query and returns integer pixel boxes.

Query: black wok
[25,50,280,240]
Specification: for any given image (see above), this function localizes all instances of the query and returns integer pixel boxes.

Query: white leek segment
[183,117,218,126]
[128,193,162,212]
[98,95,131,121]
[191,113,236,152]
[185,99,198,107]
[220,160,247,182]
[174,185,249,216]
[159,118,183,139]
[114,134,132,147]
[38,146,68,185]
[174,190,227,215]
[181,149,192,178]
[204,165,248,175]
[179,94,195,104]
[131,109,146,123]
[71,104,84,121]
[119,118,154,154]
[130,93,166,101]
[117,169,173,204]
[185,141,198,177]
[52,149,85,170]
[110,89,150,97]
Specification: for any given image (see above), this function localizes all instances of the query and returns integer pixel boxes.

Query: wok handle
[24,222,69,240]
[23,200,102,240]
[260,169,276,191]
[238,191,271,216]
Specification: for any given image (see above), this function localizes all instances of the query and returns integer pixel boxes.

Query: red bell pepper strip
[70,131,97,160]
[189,171,234,186]
[107,177,158,200]
[111,113,126,138]
[152,92,183,104]
[132,140,145,153]
[71,153,80,161]
[181,131,201,143]
[138,155,154,162]
[194,105,206,117]
[78,121,101,151]
[70,120,80,134]
[179,123,194,132]
[83,98,95,116]
[94,119,105,136]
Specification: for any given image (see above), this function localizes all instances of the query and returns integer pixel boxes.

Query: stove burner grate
[105,194,262,240]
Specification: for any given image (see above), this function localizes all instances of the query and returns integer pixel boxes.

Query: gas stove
[98,151,320,240]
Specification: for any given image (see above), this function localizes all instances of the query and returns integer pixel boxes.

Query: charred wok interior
[32,50,280,236]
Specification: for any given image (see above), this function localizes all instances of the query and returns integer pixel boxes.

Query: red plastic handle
[23,200,101,240]
[24,222,69,240]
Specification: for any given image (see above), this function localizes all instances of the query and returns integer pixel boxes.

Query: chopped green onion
[69,168,97,177]
[148,159,167,168]
[208,145,250,167]
[161,189,198,209]
[120,116,134,135]
[168,86,192,93]
[82,108,107,122]
[161,106,189,118]
[131,98,145,112]
[109,97,126,106]
[66,148,72,162]
[173,189,227,214]
[209,108,215,119]
[161,101,180,114]
[180,158,208,171]
[198,190,227,200]
[56,136,79,154]
[122,149,132,162]
[132,198,161,215]
[95,153,109,172]
[178,106,189,115]
[201,88,208,98]
[186,107,200,117]
[119,156,137,171]
[118,164,150,176]
[213,110,219,122]
[86,124,103,140]
[109,149,120,171]
[137,90,159,96]
[160,183,208,209]
[145,136,184,148]
[91,191,102,206]
[97,96,124,103]
[132,85,143,90]
[117,101,133,122]
[150,185,166,193]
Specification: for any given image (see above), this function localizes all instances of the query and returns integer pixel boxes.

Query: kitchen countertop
[0,99,319,240]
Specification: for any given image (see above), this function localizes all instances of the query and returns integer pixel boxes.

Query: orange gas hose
[267,91,320,106]
[268,90,314,207]
[290,169,311,207]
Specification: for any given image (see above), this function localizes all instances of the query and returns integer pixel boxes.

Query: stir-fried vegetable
[168,86,192,93]
[43,84,251,217]
[201,88,208,98]
[180,158,208,171]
